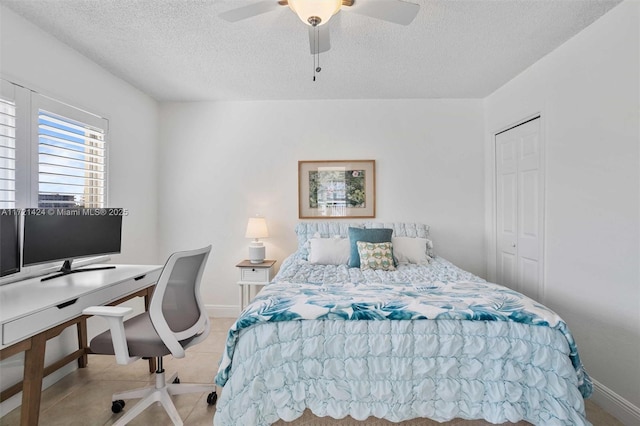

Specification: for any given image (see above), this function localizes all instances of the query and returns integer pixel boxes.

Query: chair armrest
[83,306,132,317]
[83,306,139,365]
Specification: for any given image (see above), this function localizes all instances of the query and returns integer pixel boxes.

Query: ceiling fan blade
[308,25,331,54]
[347,0,419,25]
[219,1,281,23]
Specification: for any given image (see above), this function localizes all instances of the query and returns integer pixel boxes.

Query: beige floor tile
[210,317,237,332]
[87,353,117,370]
[102,391,204,426]
[37,380,149,426]
[585,399,624,426]
[187,330,228,354]
[163,352,220,385]
[0,369,92,426]
[0,407,19,425]
[88,356,157,383]
[184,394,217,425]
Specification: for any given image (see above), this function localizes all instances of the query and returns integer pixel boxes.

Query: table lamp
[245,217,269,264]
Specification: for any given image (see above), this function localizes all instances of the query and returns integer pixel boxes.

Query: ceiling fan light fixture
[288,0,342,26]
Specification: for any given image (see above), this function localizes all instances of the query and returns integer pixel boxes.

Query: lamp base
[248,243,265,264]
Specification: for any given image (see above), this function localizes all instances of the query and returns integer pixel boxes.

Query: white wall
[0,6,160,266]
[0,6,160,415]
[158,99,485,313]
[484,1,640,421]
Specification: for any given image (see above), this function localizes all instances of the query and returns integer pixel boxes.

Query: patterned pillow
[356,241,396,271]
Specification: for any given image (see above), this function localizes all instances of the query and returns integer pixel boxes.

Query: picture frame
[298,160,376,219]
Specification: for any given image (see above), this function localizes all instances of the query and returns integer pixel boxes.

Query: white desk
[0,264,162,426]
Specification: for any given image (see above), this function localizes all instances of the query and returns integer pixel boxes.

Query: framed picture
[298,160,376,219]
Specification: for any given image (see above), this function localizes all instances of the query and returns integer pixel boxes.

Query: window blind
[38,110,106,208]
[0,98,16,209]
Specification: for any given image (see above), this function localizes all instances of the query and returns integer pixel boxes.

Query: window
[0,80,109,209]
[37,110,106,208]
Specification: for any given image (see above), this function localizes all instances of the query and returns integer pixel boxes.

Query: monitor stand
[40,260,116,282]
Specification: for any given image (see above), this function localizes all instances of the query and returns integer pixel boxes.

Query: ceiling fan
[219,0,420,55]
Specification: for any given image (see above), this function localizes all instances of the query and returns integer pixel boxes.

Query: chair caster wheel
[207,391,217,405]
[173,377,180,384]
[111,400,125,413]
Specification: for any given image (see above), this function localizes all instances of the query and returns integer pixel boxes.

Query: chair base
[112,369,216,426]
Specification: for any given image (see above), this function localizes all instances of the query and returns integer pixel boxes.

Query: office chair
[83,245,217,426]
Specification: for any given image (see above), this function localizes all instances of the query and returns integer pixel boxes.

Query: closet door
[495,117,543,300]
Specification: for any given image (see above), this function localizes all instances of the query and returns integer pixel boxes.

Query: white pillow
[308,237,350,265]
[392,237,432,264]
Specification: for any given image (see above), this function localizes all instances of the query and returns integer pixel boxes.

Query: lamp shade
[288,0,342,26]
[245,217,269,239]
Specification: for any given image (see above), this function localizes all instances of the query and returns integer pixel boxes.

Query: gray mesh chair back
[149,245,211,357]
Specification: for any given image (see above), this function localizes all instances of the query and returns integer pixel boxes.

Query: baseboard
[206,304,239,318]
[591,377,640,425]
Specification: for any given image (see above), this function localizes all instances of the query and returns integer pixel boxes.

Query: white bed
[214,222,591,426]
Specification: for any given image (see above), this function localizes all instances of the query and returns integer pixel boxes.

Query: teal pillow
[348,227,393,268]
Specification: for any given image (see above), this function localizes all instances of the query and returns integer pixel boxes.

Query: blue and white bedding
[214,224,591,426]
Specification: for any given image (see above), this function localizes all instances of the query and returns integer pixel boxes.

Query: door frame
[486,113,546,302]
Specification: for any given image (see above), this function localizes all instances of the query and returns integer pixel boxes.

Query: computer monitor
[0,209,21,277]
[22,208,123,281]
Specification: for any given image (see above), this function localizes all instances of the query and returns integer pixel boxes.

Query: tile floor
[0,318,624,426]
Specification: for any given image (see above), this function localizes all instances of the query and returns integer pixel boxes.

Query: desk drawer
[2,290,106,346]
[240,267,269,282]
[103,273,156,305]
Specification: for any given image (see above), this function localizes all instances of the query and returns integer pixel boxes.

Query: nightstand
[236,260,276,311]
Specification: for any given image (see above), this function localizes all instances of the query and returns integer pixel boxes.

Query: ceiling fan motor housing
[288,0,342,26]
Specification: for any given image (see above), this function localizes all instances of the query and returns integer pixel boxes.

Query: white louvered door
[0,82,17,209]
[495,117,544,300]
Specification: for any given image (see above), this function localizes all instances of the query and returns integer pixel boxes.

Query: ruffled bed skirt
[214,320,589,426]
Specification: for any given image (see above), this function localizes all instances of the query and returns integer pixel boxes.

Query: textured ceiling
[1,0,622,101]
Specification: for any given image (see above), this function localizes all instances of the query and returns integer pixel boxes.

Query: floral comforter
[214,256,592,425]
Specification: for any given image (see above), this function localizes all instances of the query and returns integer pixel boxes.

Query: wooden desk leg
[144,288,156,373]
[77,317,88,368]
[21,334,46,426]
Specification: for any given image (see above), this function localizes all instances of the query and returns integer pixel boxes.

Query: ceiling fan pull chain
[312,25,321,82]
[312,25,318,81]
[316,26,321,73]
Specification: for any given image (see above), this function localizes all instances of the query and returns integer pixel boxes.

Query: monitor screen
[0,209,21,277]
[22,209,123,267]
